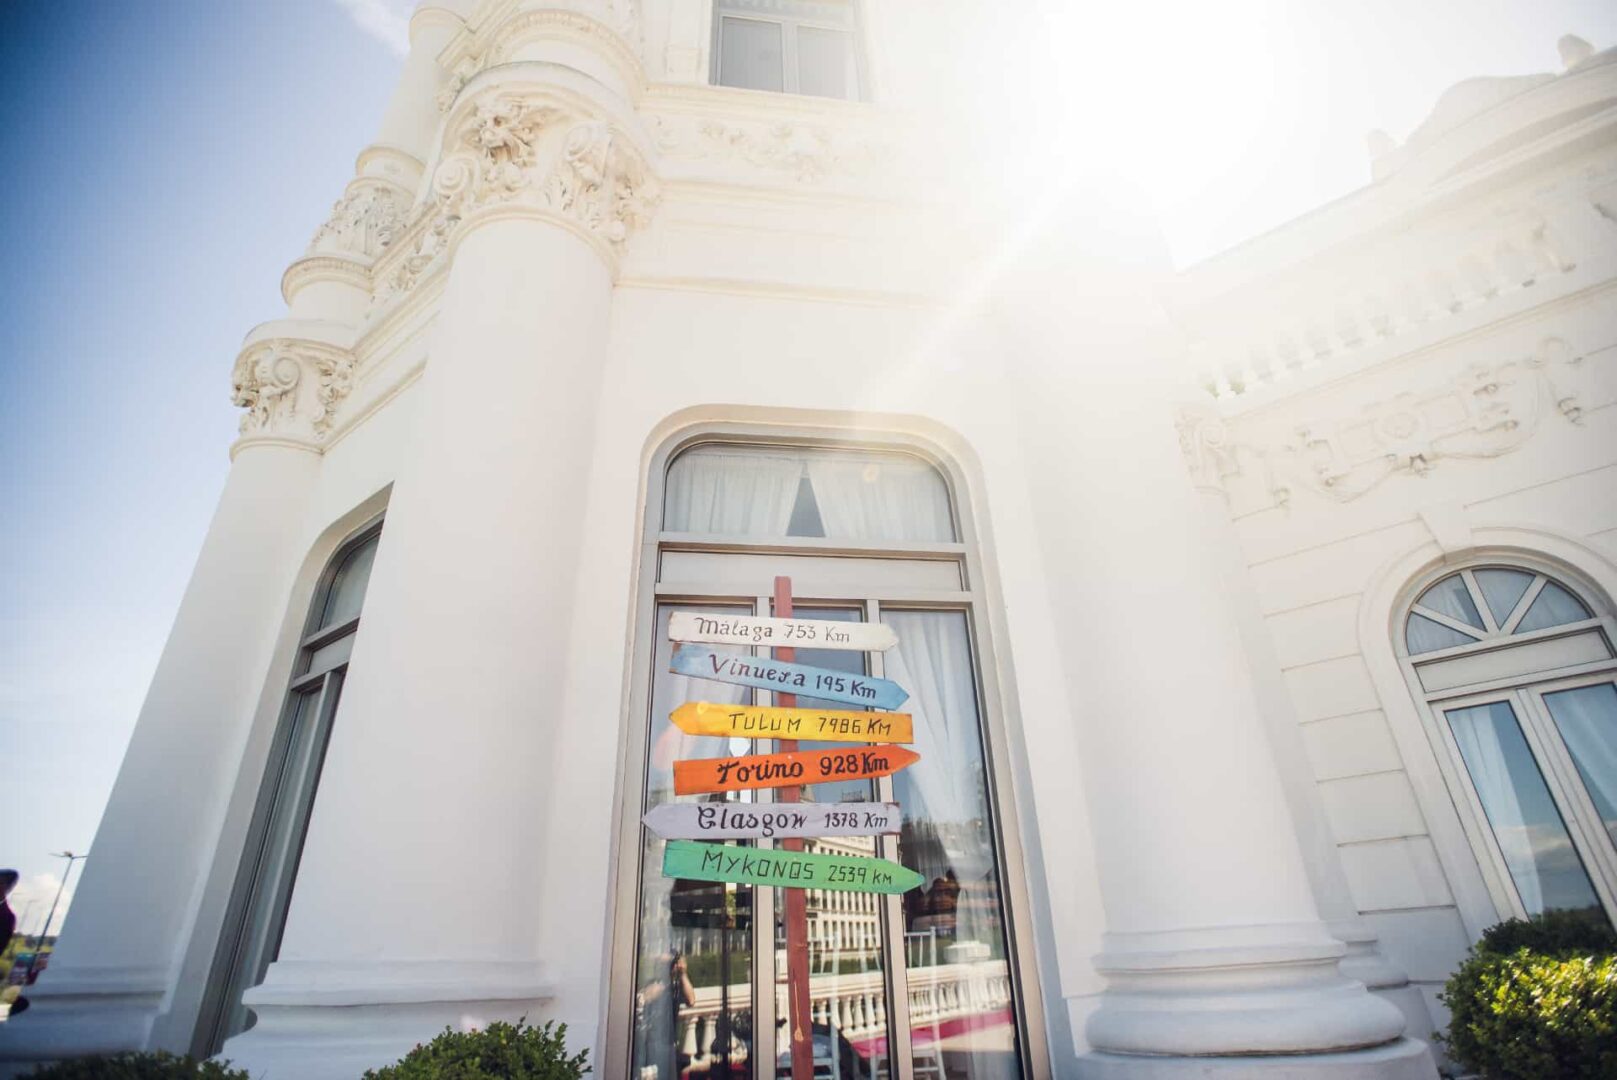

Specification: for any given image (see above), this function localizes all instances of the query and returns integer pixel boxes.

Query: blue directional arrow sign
[671,645,909,710]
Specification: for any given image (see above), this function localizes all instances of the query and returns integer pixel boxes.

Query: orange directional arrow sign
[674,745,920,796]
[672,702,913,745]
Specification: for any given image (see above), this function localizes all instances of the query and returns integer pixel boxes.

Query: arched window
[606,434,1047,1080]
[1400,563,1617,927]
[195,520,383,1054]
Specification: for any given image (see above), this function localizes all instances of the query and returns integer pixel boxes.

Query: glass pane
[1543,684,1617,850]
[767,608,892,1080]
[719,16,784,92]
[318,532,379,630]
[1415,573,1485,630]
[1406,612,1478,655]
[1515,582,1592,633]
[634,604,756,1080]
[1475,568,1534,627]
[797,26,853,99]
[665,444,956,543]
[886,610,1022,1080]
[1446,701,1603,916]
[786,475,827,538]
[217,681,339,1047]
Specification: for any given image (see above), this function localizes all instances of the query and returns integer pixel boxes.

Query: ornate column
[0,367,326,1066]
[221,52,658,1079]
[997,193,1434,1077]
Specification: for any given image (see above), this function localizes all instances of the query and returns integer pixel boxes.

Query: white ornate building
[3,5,1614,1079]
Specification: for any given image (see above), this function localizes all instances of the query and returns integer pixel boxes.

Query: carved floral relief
[375,93,659,306]
[231,344,358,445]
[1179,337,1593,508]
[307,181,406,261]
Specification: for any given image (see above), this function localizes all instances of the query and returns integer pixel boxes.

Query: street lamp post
[23,851,86,985]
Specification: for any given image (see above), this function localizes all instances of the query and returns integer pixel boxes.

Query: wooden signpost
[671,645,910,710]
[659,578,920,1080]
[643,801,902,841]
[669,611,898,652]
[671,701,913,744]
[673,745,921,796]
[663,839,924,895]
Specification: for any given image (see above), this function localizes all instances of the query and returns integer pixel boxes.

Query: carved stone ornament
[377,94,658,303]
[307,181,407,261]
[1185,337,1589,509]
[652,114,889,184]
[231,343,357,445]
[1175,405,1240,496]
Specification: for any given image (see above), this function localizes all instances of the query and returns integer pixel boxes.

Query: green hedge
[24,1052,250,1079]
[1440,911,1617,1080]
[364,1019,589,1080]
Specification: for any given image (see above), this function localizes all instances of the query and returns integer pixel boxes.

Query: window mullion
[1500,575,1549,635]
[1461,570,1498,633]
[750,592,776,1080]
[1411,603,1488,640]
[781,18,800,94]
[868,599,917,1080]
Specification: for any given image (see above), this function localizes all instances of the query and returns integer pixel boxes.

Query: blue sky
[2,1,1615,936]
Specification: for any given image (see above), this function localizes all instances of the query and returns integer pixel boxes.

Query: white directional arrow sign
[669,611,897,652]
[643,801,902,841]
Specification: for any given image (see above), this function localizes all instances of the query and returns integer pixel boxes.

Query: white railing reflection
[668,958,1012,1077]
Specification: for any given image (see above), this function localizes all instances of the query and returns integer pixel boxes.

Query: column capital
[376,78,658,301]
[230,337,358,457]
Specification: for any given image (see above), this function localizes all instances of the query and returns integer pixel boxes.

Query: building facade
[3,4,1614,1078]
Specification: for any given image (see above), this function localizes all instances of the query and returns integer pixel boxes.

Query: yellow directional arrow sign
[671,702,913,744]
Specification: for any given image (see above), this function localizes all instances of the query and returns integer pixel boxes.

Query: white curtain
[806,456,954,543]
[664,449,800,537]
[1545,684,1617,848]
[886,610,1015,1080]
[1449,703,1546,913]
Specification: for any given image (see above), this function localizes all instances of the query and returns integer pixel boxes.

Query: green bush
[1440,912,1617,1080]
[24,1052,251,1079]
[364,1019,589,1080]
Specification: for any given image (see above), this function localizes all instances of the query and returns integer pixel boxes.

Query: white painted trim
[1357,521,1617,940]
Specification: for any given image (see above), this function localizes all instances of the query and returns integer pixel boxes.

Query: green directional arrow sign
[662,839,924,895]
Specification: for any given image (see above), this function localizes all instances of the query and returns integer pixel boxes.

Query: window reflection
[1543,683,1617,850]
[1447,700,1603,917]
[887,610,1021,1080]
[635,605,756,1080]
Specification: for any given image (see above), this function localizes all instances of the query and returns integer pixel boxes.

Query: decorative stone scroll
[374,92,659,306]
[1176,337,1592,508]
[307,180,408,262]
[230,341,357,446]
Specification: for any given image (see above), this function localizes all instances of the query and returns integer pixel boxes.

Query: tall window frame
[711,0,868,101]
[193,518,383,1056]
[603,426,1051,1080]
[1397,557,1617,928]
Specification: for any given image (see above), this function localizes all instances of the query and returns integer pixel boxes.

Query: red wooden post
[773,575,815,1080]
